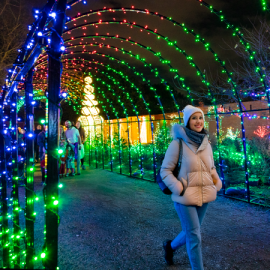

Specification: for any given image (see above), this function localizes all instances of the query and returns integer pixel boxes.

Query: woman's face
[76,121,81,129]
[189,112,204,133]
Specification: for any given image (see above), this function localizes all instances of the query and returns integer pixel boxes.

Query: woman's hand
[211,170,222,191]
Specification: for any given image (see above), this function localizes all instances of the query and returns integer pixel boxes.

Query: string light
[2,1,269,268]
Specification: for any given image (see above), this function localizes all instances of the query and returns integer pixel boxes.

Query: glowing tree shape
[78,76,103,137]
[226,127,240,140]
[254,126,270,138]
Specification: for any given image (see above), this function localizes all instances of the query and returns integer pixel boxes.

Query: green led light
[41,253,46,258]
[53,200,59,205]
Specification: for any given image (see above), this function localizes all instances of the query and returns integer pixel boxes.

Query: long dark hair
[186,121,208,134]
[76,120,85,136]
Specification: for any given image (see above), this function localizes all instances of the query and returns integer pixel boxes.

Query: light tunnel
[0,0,270,268]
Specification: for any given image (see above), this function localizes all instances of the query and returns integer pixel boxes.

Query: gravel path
[54,168,270,270]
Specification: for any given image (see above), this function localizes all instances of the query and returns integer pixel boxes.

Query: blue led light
[49,12,56,19]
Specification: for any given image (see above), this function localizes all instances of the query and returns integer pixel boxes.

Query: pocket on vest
[203,185,217,203]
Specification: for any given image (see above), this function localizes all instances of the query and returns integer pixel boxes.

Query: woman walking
[76,121,86,170]
[160,105,222,269]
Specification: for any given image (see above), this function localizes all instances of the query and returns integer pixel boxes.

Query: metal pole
[137,119,143,179]
[127,119,132,176]
[45,0,67,269]
[241,114,250,203]
[101,121,104,170]
[118,121,122,174]
[151,117,157,181]
[11,91,20,268]
[89,126,91,166]
[25,68,35,269]
[109,121,113,171]
[94,124,97,168]
[216,115,225,193]
[0,89,10,268]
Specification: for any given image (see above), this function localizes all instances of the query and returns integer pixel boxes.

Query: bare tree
[208,18,270,106]
[173,19,270,106]
[230,19,270,97]
[0,0,28,87]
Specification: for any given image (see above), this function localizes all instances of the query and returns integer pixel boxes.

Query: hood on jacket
[172,124,208,153]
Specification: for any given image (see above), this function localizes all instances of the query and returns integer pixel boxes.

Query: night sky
[20,0,269,113]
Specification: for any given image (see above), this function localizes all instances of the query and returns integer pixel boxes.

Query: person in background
[76,120,86,170]
[58,125,67,178]
[59,151,67,178]
[18,127,26,182]
[37,126,46,163]
[34,125,42,163]
[37,126,46,184]
[18,127,26,148]
[59,125,67,149]
[40,147,46,184]
[65,120,81,175]
[65,144,75,176]
[160,105,222,269]
[59,130,68,178]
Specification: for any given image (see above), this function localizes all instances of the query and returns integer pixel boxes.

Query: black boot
[163,240,174,265]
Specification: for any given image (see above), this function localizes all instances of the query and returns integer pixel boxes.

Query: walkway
[34,167,270,270]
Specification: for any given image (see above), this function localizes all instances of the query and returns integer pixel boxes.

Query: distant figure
[65,144,75,176]
[76,121,86,170]
[37,126,46,162]
[18,127,26,180]
[40,147,46,185]
[37,126,46,185]
[65,120,81,175]
[34,125,42,163]
[59,125,67,150]
[59,143,68,178]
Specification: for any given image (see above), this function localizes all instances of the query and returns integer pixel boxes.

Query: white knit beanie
[183,105,205,126]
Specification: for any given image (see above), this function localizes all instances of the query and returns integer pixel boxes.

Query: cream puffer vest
[160,124,222,206]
